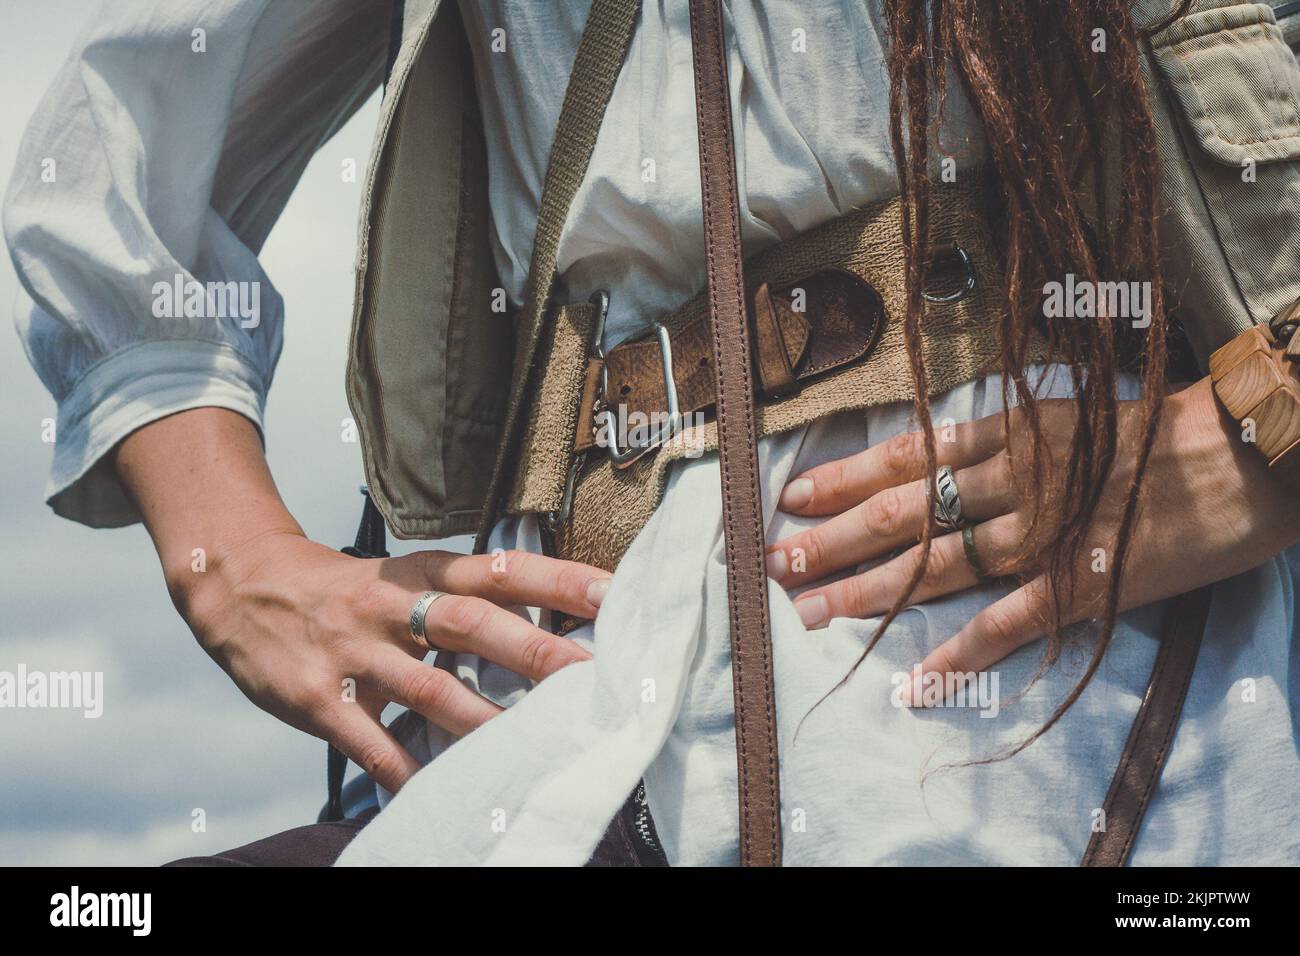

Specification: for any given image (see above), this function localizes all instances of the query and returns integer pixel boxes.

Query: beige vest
[347,0,1300,540]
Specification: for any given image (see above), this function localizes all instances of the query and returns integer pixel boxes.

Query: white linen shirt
[4,0,385,526]
[7,0,1299,865]
[343,1,1300,866]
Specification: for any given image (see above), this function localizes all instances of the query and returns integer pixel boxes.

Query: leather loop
[752,282,799,397]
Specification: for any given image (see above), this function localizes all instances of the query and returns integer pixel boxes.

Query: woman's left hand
[766,376,1300,696]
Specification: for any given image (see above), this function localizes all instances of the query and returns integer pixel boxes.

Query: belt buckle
[600,318,681,470]
[544,291,684,532]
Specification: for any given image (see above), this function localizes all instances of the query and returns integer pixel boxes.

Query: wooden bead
[1287,330,1300,361]
[1208,326,1269,384]
[1213,350,1284,421]
[1251,384,1300,462]
[1210,325,1300,470]
[1269,294,1300,356]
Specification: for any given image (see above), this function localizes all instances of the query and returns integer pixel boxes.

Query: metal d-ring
[922,242,976,304]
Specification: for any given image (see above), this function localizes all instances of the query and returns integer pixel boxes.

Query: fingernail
[795,594,828,629]
[586,577,611,607]
[779,477,813,511]
[765,548,788,579]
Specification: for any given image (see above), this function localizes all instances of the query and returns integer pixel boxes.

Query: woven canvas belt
[507,177,1028,575]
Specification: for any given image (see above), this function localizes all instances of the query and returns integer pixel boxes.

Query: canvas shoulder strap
[688,0,783,867]
[474,0,643,552]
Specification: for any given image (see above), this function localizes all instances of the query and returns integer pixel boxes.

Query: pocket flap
[1152,3,1300,165]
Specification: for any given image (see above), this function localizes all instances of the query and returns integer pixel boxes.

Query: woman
[6,0,1300,865]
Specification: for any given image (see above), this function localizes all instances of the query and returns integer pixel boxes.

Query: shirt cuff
[46,339,269,528]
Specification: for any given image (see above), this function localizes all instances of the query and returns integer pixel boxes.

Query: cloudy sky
[0,1,444,865]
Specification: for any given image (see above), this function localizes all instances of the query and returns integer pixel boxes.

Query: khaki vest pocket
[1153,3,1300,165]
[1149,3,1300,339]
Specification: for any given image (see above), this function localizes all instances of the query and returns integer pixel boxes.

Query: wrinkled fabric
[342,366,1300,865]
[3,0,386,526]
[340,2,1300,866]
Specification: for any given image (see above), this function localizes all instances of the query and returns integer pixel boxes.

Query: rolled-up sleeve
[3,0,386,527]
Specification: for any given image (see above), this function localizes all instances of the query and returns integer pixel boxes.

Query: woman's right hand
[188,533,608,794]
[116,408,609,794]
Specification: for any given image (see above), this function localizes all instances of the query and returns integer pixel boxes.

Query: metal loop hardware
[603,321,682,469]
[922,242,976,304]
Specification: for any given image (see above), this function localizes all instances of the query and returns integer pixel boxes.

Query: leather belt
[574,269,887,460]
[570,240,978,465]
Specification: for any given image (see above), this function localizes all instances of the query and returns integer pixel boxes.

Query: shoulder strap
[1081,584,1211,866]
[323,488,393,822]
[475,0,643,551]
[688,0,783,867]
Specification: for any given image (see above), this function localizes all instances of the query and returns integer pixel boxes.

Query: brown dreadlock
[843,0,1195,757]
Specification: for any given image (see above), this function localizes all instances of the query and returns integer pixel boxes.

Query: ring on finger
[409,590,448,650]
[962,525,990,581]
[933,465,966,531]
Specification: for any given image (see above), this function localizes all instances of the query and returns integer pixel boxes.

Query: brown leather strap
[688,0,782,867]
[1081,584,1211,866]
[574,269,885,454]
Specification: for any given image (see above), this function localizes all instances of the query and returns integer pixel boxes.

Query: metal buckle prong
[604,321,681,469]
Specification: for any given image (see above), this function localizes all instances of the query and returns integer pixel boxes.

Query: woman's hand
[187,534,607,794]
[766,377,1300,695]
[117,408,609,793]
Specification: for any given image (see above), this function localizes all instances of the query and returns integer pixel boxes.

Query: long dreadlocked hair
[842,0,1195,758]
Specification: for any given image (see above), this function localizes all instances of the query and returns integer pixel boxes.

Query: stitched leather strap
[1081,584,1211,866]
[688,0,782,867]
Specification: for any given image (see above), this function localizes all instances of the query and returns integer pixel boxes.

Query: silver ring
[962,524,990,580]
[932,465,965,531]
[408,590,447,650]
